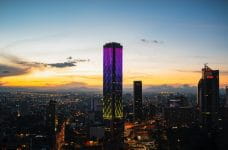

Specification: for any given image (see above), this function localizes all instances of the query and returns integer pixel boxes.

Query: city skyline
[0,0,228,88]
[1,1,228,149]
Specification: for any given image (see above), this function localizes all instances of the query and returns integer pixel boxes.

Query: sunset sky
[0,0,228,88]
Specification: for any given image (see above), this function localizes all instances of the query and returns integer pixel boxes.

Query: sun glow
[1,67,228,88]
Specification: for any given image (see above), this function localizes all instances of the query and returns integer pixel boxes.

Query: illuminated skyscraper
[198,64,219,128]
[103,42,123,149]
[134,81,142,121]
[103,42,123,119]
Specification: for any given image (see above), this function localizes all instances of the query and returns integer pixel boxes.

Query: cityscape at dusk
[0,0,228,150]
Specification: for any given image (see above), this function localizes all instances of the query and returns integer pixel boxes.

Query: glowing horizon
[1,68,228,88]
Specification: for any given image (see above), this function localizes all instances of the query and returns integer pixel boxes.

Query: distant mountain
[0,84,225,94]
[0,86,100,93]
[144,84,197,94]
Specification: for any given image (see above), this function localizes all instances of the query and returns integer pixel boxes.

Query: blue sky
[0,0,228,87]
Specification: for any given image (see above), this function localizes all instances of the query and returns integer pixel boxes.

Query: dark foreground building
[198,64,219,128]
[133,81,142,122]
[225,86,228,107]
[46,100,57,150]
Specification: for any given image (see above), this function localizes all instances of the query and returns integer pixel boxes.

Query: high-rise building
[133,81,142,121]
[103,42,124,149]
[103,42,123,119]
[46,100,57,149]
[197,64,219,128]
[225,86,228,107]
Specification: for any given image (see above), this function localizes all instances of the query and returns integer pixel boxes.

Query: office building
[133,81,142,121]
[225,86,228,107]
[197,64,219,128]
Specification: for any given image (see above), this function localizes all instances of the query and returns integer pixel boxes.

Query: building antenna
[204,63,208,68]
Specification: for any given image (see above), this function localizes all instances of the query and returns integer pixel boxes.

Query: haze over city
[0,0,228,89]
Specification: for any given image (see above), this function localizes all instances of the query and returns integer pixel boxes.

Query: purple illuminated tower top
[103,42,123,120]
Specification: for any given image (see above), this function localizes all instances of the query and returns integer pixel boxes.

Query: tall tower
[103,42,123,149]
[134,81,142,121]
[198,64,219,128]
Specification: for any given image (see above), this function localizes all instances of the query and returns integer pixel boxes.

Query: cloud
[47,58,90,68]
[0,54,89,77]
[69,75,101,80]
[0,64,30,77]
[175,69,201,73]
[175,69,228,75]
[140,38,164,44]
[221,71,228,75]
[67,56,73,60]
[189,56,208,59]
[1,53,89,68]
[48,62,76,68]
[0,81,7,86]
[12,58,86,69]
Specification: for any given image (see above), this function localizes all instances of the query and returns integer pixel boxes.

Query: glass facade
[103,42,123,120]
